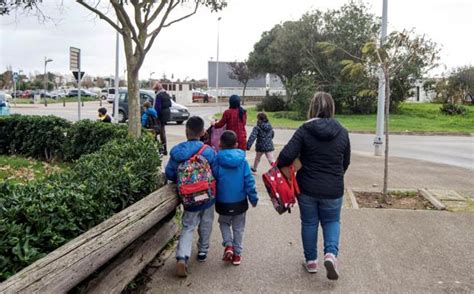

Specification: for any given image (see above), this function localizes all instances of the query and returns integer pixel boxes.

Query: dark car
[114,90,190,124]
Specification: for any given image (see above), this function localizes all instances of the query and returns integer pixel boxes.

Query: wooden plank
[419,188,447,210]
[0,184,179,294]
[86,219,179,294]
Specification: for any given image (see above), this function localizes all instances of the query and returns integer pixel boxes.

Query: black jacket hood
[303,118,344,141]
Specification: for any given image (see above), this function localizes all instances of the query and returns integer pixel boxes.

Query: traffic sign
[70,47,81,71]
[13,72,19,82]
[72,71,85,83]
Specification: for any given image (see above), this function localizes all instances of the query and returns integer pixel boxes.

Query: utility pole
[114,20,120,123]
[215,16,222,112]
[43,57,53,107]
[374,0,388,156]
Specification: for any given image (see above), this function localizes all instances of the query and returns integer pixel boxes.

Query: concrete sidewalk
[145,204,473,293]
[148,135,473,293]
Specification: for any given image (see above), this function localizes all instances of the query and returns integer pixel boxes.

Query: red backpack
[262,163,300,214]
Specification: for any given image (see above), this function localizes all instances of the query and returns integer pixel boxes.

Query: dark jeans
[297,193,343,261]
[159,120,167,152]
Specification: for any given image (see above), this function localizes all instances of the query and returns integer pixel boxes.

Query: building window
[179,84,183,91]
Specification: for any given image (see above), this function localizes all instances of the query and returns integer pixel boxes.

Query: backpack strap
[196,144,208,156]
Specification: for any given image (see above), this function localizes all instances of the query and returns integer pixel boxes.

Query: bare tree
[75,0,226,137]
[228,60,256,103]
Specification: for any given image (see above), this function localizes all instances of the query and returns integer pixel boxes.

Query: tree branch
[163,1,199,28]
[110,1,144,54]
[144,0,176,53]
[146,0,169,26]
[76,0,123,34]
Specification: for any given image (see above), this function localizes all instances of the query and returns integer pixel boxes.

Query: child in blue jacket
[165,116,216,278]
[212,130,258,266]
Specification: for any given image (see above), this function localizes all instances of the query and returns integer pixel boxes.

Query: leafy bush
[62,119,128,161]
[256,94,287,112]
[440,103,469,115]
[0,115,71,160]
[0,137,161,281]
[273,111,306,121]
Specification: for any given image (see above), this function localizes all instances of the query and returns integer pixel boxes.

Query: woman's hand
[210,120,216,126]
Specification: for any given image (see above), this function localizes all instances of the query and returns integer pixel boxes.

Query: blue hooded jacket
[165,140,216,212]
[212,148,258,216]
[141,108,158,127]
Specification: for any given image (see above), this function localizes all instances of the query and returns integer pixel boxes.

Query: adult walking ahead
[212,94,247,151]
[277,92,351,280]
[153,83,172,155]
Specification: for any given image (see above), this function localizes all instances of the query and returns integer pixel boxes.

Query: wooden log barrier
[0,184,178,294]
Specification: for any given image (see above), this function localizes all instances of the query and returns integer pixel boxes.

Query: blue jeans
[297,193,343,261]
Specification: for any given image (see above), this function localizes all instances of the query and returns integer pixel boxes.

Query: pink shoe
[304,260,318,273]
[324,253,339,280]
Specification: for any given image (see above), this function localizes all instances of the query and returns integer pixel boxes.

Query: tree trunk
[383,65,391,197]
[242,82,247,105]
[123,36,141,138]
[127,68,141,138]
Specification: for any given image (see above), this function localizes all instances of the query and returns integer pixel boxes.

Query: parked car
[114,90,190,124]
[105,87,126,103]
[21,90,33,98]
[67,89,98,98]
[53,89,68,98]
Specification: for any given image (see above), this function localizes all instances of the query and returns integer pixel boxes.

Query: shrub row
[440,103,469,115]
[0,136,162,281]
[0,115,128,161]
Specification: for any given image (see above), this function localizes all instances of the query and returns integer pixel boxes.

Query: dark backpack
[145,113,161,133]
[160,92,172,109]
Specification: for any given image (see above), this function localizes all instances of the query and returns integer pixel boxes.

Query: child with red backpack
[212,130,258,266]
[165,116,216,278]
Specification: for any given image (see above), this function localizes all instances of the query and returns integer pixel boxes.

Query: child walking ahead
[165,116,216,277]
[213,131,258,265]
[246,112,275,172]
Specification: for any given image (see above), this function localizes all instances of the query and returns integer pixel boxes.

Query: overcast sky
[0,0,472,81]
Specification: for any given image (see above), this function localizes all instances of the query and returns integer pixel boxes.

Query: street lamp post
[114,20,120,123]
[149,72,155,89]
[215,16,222,112]
[374,0,388,156]
[43,57,53,107]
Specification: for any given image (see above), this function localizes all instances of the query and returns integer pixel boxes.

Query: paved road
[10,102,474,170]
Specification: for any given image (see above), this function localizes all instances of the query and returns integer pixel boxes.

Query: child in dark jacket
[165,116,216,278]
[246,112,275,172]
[213,130,258,266]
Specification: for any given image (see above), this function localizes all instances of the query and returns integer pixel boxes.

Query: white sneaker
[304,260,318,273]
[324,253,339,280]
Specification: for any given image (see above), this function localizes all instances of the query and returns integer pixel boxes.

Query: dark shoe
[176,259,188,278]
[197,252,207,262]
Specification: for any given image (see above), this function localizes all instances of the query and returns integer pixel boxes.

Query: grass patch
[214,103,474,133]
[0,155,67,184]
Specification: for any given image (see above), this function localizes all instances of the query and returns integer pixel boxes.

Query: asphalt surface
[10,102,474,169]
[145,206,474,293]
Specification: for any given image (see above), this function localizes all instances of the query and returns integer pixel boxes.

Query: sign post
[70,47,81,120]
[12,72,19,106]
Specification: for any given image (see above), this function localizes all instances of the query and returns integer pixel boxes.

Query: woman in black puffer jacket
[246,112,275,172]
[277,92,351,280]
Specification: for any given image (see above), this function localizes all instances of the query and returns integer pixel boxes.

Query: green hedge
[0,115,71,160]
[62,119,128,160]
[0,116,129,161]
[0,137,161,281]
